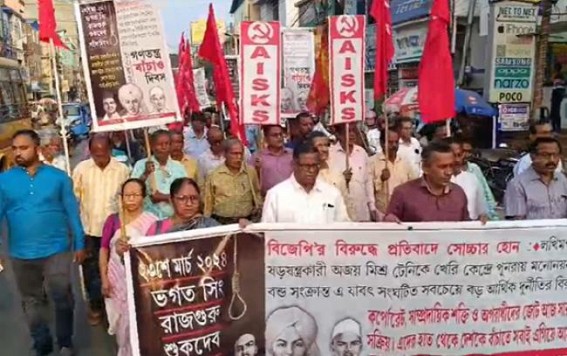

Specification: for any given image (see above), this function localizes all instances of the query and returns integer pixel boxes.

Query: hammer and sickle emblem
[336,15,358,37]
[247,22,274,44]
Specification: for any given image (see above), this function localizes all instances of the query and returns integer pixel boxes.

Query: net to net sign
[329,15,366,125]
[240,21,281,125]
[126,221,567,355]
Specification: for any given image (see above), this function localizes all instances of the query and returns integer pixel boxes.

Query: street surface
[0,140,115,355]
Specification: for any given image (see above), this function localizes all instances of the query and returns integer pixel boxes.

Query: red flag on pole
[306,25,330,116]
[198,4,246,144]
[182,38,201,114]
[175,33,188,115]
[38,0,68,49]
[418,0,455,123]
[370,0,395,100]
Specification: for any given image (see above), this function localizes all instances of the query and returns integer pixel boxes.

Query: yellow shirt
[72,158,130,236]
[204,164,261,218]
[318,167,356,220]
[177,154,199,181]
[368,153,417,213]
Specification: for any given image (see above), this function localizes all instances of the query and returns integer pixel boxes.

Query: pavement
[0,139,116,356]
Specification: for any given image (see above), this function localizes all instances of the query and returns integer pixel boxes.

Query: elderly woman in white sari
[265,306,320,356]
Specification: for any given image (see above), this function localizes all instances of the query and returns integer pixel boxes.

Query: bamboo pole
[49,39,71,175]
[144,129,156,192]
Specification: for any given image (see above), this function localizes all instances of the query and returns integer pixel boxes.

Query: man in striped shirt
[72,134,130,325]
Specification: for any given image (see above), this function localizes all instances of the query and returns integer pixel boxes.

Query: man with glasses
[262,141,350,223]
[505,137,567,220]
[249,125,293,196]
[197,126,226,183]
[514,120,563,177]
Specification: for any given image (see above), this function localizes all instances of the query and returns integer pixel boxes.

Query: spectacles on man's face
[173,195,200,204]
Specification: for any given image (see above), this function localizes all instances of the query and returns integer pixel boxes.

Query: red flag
[418,0,455,123]
[176,33,200,115]
[307,25,330,116]
[371,0,395,100]
[198,4,246,144]
[182,39,201,114]
[38,0,67,49]
[175,33,188,114]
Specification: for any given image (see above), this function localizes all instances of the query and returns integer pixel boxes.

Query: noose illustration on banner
[199,232,247,320]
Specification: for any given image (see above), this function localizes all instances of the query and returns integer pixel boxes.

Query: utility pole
[532,0,552,119]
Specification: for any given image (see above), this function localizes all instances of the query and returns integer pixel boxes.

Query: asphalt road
[0,139,116,356]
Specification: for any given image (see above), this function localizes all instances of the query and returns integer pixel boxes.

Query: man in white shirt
[365,110,382,155]
[262,141,350,223]
[447,137,488,221]
[397,117,422,177]
[514,121,563,177]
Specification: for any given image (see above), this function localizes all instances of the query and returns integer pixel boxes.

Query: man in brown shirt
[386,141,469,222]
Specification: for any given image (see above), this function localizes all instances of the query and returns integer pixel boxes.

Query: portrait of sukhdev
[296,89,308,112]
[281,87,296,113]
[265,306,320,356]
[234,333,258,356]
[149,86,168,113]
[330,318,362,356]
[118,83,146,118]
[100,92,121,122]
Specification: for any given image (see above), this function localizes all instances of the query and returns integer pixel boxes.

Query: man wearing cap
[265,306,320,356]
[234,333,259,356]
[330,318,363,356]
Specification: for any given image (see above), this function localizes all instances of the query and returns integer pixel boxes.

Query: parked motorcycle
[469,150,520,204]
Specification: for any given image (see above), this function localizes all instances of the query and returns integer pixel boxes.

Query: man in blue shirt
[0,129,85,356]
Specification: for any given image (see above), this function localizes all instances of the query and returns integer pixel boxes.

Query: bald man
[197,126,225,183]
[72,134,130,325]
[235,333,258,356]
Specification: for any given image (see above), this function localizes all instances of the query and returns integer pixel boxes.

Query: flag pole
[49,38,71,175]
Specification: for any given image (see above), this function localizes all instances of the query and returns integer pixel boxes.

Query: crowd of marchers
[0,109,564,356]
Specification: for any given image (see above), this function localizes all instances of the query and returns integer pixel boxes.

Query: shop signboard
[499,103,530,131]
[393,22,427,64]
[487,2,537,103]
[390,0,431,25]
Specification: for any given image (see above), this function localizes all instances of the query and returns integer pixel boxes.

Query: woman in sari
[147,177,219,234]
[99,178,157,356]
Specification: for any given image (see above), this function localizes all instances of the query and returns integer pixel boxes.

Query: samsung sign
[390,0,431,25]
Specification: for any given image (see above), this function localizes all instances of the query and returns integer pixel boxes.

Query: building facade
[25,0,82,101]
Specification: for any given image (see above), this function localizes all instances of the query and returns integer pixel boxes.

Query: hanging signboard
[76,0,180,132]
[365,24,376,72]
[499,103,530,131]
[225,55,240,101]
[487,2,537,103]
[281,28,315,117]
[390,0,431,25]
[192,67,211,109]
[329,15,366,125]
[394,22,427,63]
[240,21,281,125]
[127,221,567,355]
